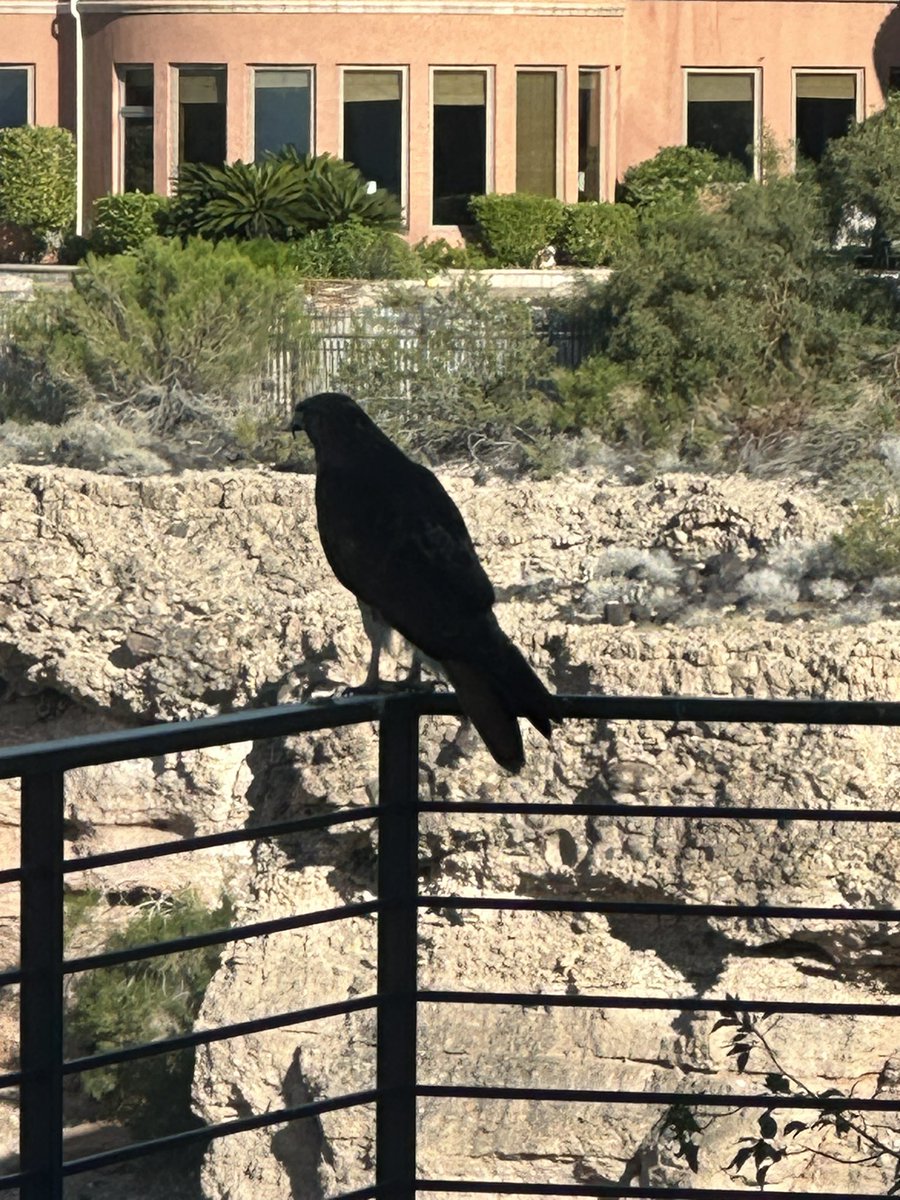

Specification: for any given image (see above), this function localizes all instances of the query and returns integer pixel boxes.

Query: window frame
[515,65,563,199]
[339,64,408,222]
[250,64,315,163]
[791,67,864,166]
[115,64,154,194]
[682,66,762,178]
[429,64,494,229]
[577,66,605,203]
[0,64,34,128]
[171,64,228,176]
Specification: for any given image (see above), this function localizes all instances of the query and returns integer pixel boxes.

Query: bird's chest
[315,469,399,588]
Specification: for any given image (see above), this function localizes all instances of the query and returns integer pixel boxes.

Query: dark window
[343,70,402,200]
[254,68,311,161]
[432,70,487,225]
[686,72,755,173]
[578,69,602,202]
[119,66,153,193]
[795,73,856,162]
[516,71,557,197]
[178,67,226,167]
[0,68,28,128]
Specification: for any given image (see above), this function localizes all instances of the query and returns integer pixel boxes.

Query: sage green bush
[557,202,638,266]
[90,191,170,255]
[832,497,900,578]
[818,91,900,256]
[468,193,566,266]
[66,891,233,1136]
[591,174,894,448]
[335,276,555,464]
[0,125,76,251]
[12,237,310,424]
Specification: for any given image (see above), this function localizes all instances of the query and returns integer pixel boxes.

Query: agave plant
[271,150,402,231]
[172,159,309,241]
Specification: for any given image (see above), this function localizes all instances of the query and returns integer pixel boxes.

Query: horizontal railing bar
[61,1088,381,1176]
[417,1179,889,1199]
[0,1069,20,1089]
[0,1169,25,1191]
[0,967,22,988]
[0,695,393,778]
[65,805,382,874]
[417,989,900,1018]
[0,867,20,886]
[416,1084,900,1112]
[418,800,900,823]
[64,994,379,1075]
[1,694,897,780]
[551,695,900,726]
[64,900,379,975]
[421,895,900,922]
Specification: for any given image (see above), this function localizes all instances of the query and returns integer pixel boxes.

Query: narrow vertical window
[795,72,858,162]
[578,69,602,201]
[432,70,487,225]
[342,69,403,200]
[516,70,558,197]
[686,71,756,173]
[254,68,312,161]
[118,66,153,192]
[0,67,29,128]
[178,67,226,167]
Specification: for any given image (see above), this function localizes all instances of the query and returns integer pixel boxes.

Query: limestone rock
[0,464,895,1195]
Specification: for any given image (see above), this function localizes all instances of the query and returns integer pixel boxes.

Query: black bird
[290,392,558,772]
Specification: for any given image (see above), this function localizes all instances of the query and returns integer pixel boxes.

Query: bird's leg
[344,603,395,695]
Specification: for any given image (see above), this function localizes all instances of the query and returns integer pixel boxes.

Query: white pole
[69,0,84,235]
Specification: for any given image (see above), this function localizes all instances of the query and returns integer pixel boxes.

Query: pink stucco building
[3,0,900,241]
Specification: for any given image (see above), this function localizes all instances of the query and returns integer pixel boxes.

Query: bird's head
[289,392,377,456]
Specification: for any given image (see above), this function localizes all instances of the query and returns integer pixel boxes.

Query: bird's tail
[442,631,559,774]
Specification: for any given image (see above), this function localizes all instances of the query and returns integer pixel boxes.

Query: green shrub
[171,152,401,242]
[818,92,900,255]
[557,202,638,266]
[334,275,555,464]
[290,222,422,278]
[550,354,638,438]
[620,145,747,213]
[66,891,233,1136]
[12,237,310,420]
[0,125,76,250]
[468,193,566,267]
[412,237,492,272]
[90,191,169,255]
[592,174,893,447]
[832,497,900,578]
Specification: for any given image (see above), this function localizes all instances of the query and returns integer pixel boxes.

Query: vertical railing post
[20,770,65,1200]
[376,697,419,1200]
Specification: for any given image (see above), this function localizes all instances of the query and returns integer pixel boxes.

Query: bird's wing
[316,456,495,653]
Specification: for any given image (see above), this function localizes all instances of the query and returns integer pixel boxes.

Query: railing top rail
[0,693,897,778]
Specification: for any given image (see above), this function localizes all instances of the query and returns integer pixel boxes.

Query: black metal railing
[1,692,899,1199]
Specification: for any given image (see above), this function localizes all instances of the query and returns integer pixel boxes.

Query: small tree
[619,144,746,213]
[818,92,900,259]
[0,125,76,254]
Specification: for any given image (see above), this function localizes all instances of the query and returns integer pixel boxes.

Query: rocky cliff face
[0,465,897,1196]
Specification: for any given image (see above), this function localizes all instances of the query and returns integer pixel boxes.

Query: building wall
[6,0,900,240]
[0,8,66,127]
[80,5,625,240]
[621,0,899,172]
